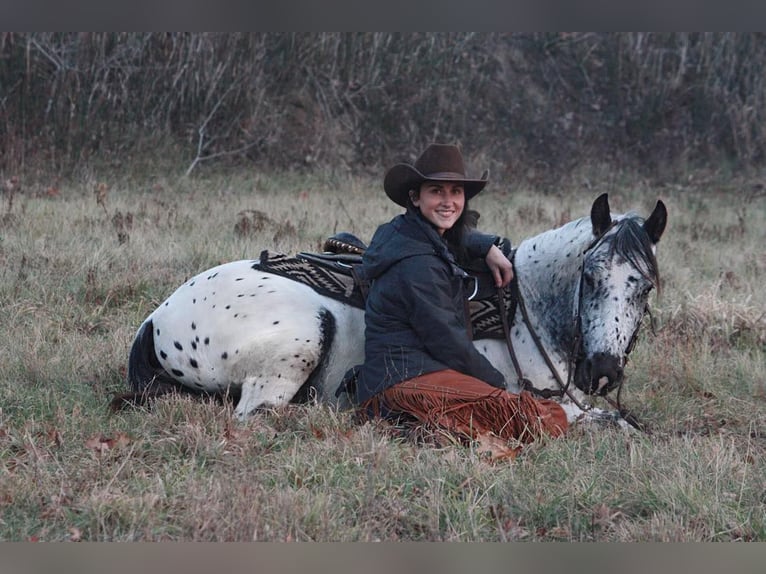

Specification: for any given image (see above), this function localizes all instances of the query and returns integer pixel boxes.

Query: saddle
[252,232,516,341]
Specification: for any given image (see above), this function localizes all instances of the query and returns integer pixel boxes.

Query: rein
[498,281,587,409]
[496,222,649,431]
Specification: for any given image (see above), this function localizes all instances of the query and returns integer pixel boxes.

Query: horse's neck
[514,217,594,350]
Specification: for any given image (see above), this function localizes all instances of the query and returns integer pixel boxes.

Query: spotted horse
[116,193,667,428]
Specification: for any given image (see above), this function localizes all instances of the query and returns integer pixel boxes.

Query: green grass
[0,163,764,541]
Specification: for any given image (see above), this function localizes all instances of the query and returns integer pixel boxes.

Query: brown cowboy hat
[383,143,489,207]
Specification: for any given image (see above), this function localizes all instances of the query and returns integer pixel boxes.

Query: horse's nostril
[586,352,624,394]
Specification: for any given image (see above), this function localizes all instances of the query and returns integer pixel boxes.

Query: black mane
[608,216,661,293]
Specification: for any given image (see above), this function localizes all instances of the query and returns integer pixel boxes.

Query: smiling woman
[348,143,566,459]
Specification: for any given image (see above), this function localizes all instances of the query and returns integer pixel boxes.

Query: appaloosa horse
[120,193,667,427]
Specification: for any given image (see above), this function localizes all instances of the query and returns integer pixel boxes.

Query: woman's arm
[485,244,514,288]
[463,230,514,289]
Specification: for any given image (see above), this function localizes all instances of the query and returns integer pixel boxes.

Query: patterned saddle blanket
[252,248,514,341]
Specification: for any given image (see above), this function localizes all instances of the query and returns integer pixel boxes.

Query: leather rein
[496,222,649,431]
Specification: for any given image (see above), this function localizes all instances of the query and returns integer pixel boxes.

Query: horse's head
[572,193,667,395]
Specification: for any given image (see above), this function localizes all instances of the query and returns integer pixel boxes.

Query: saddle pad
[252,251,510,340]
[253,251,366,309]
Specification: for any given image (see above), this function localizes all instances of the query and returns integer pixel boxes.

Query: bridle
[497,220,650,431]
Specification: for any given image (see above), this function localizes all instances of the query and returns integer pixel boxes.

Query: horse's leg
[231,333,326,420]
[570,405,639,432]
[236,376,302,420]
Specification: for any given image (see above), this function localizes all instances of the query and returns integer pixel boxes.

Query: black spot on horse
[190,358,199,369]
[191,341,197,350]
[160,350,167,360]
[172,369,184,377]
[191,322,196,330]
[204,337,210,345]
[174,341,183,350]
[273,320,280,325]
[221,352,228,359]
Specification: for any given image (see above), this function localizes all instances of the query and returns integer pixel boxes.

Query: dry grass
[0,162,764,541]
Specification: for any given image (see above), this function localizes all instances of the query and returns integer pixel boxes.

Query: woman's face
[411,181,465,235]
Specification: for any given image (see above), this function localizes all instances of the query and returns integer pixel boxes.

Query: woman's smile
[412,181,465,235]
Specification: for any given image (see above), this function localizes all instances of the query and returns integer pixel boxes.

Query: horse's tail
[110,319,186,412]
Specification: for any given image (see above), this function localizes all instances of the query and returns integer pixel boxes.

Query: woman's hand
[485,244,514,288]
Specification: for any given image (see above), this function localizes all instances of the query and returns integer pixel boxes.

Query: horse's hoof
[578,408,636,431]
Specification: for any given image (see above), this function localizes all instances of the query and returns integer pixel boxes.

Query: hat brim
[383,164,489,207]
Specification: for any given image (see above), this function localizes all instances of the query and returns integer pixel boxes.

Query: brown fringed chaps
[362,369,568,457]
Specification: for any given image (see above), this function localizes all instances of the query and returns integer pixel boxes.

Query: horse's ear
[591,193,611,236]
[643,199,668,244]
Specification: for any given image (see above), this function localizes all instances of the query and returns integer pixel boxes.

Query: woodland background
[2,32,766,182]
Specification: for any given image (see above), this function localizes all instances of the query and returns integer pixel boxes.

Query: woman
[353,144,567,459]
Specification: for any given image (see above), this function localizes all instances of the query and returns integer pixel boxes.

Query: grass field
[0,164,764,541]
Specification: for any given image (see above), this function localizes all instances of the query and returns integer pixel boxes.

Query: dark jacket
[353,208,507,405]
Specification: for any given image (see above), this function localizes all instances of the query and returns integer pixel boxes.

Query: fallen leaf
[85,432,131,453]
[476,433,520,461]
[549,526,571,539]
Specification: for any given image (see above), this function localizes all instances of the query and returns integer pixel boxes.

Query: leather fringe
[362,370,567,459]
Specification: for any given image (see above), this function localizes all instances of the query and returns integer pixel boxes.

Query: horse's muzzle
[574,352,624,395]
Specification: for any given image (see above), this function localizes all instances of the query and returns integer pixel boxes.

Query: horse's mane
[607,215,661,294]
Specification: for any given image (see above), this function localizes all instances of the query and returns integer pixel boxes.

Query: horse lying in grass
[117,193,667,429]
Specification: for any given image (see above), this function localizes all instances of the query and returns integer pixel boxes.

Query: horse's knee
[234,376,301,420]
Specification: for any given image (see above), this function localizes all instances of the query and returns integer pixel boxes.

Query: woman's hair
[406,190,473,264]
